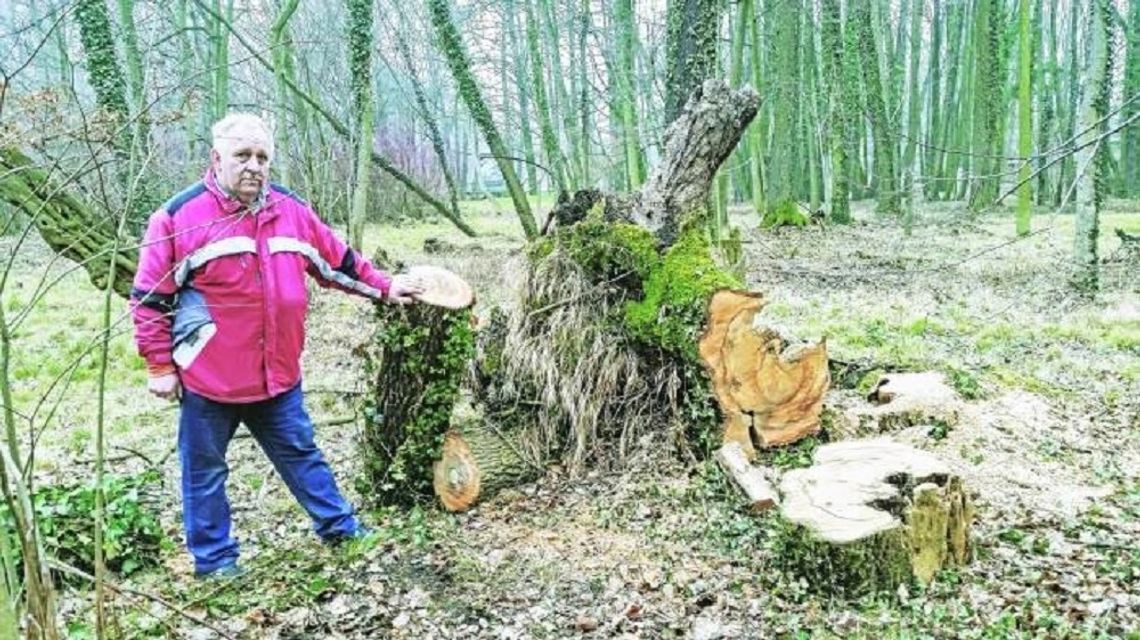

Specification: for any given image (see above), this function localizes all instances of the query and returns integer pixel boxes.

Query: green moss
[771,518,912,599]
[624,230,742,358]
[760,199,809,228]
[529,219,658,283]
[856,368,886,395]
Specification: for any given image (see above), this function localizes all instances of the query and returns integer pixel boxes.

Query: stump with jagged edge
[698,290,830,458]
[777,439,973,597]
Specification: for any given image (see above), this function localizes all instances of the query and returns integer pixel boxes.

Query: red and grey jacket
[130,169,392,403]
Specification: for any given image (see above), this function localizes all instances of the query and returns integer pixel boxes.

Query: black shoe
[195,562,248,581]
[324,526,379,548]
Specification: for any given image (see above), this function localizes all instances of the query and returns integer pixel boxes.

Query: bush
[1,471,166,579]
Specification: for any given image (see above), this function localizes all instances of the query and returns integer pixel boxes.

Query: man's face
[211,129,272,204]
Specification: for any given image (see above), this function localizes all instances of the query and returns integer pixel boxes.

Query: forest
[0,0,1137,637]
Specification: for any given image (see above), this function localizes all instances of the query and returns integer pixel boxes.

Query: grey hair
[211,113,274,155]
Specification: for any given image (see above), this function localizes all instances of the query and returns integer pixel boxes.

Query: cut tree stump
[433,423,539,512]
[698,289,830,458]
[714,442,779,512]
[840,372,962,438]
[778,439,973,597]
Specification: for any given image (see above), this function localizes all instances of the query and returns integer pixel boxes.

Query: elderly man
[130,113,421,579]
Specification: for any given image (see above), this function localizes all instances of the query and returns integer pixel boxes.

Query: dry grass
[495,249,681,470]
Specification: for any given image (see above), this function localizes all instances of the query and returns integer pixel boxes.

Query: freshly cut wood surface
[778,439,973,596]
[699,289,830,457]
[407,264,475,309]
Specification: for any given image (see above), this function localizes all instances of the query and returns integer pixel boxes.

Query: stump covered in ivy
[358,303,475,505]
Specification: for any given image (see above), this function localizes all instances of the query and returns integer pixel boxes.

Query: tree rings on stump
[699,289,830,458]
[406,265,475,309]
[434,431,481,512]
[777,439,973,597]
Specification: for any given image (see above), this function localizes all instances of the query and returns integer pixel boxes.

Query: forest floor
[3,200,1138,639]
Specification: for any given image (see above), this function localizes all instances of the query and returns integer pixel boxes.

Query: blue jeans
[178,383,359,573]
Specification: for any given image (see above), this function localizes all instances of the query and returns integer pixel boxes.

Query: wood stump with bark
[358,302,475,505]
[433,420,540,512]
[777,439,973,597]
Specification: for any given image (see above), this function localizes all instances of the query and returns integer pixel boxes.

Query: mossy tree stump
[358,303,475,505]
[776,439,973,597]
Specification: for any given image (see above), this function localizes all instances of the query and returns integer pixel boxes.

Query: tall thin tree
[1074,0,1112,291]
[427,0,538,237]
[347,0,374,250]
[1016,0,1032,234]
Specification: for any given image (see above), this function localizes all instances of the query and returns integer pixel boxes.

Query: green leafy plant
[0,471,166,579]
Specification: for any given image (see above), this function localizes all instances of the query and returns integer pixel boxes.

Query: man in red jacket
[130,113,423,579]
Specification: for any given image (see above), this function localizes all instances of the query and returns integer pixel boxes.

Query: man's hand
[386,274,426,304]
[148,373,181,401]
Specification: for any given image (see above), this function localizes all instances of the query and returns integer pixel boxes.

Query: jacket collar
[203,168,275,220]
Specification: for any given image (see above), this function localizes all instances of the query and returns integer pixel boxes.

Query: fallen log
[777,439,973,597]
[714,442,778,512]
[433,422,540,512]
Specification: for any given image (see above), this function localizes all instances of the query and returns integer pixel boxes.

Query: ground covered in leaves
[4,201,1138,639]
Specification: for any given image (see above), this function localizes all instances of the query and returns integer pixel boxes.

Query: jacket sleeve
[302,206,392,300]
[130,209,178,373]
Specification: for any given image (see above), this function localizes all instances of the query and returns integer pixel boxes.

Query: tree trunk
[1059,0,1081,207]
[630,82,760,242]
[115,0,148,161]
[209,0,233,123]
[75,0,129,140]
[503,0,539,194]
[665,0,721,125]
[525,0,570,194]
[394,23,463,221]
[428,0,538,238]
[616,0,647,189]
[851,1,900,215]
[0,147,137,298]
[925,0,944,201]
[360,303,475,505]
[1016,0,1032,234]
[575,0,592,185]
[270,0,303,184]
[1036,0,1056,206]
[766,0,801,215]
[902,0,923,230]
[746,0,766,215]
[1074,0,1111,292]
[1122,0,1140,197]
[347,0,374,251]
[778,440,973,598]
[821,0,850,224]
